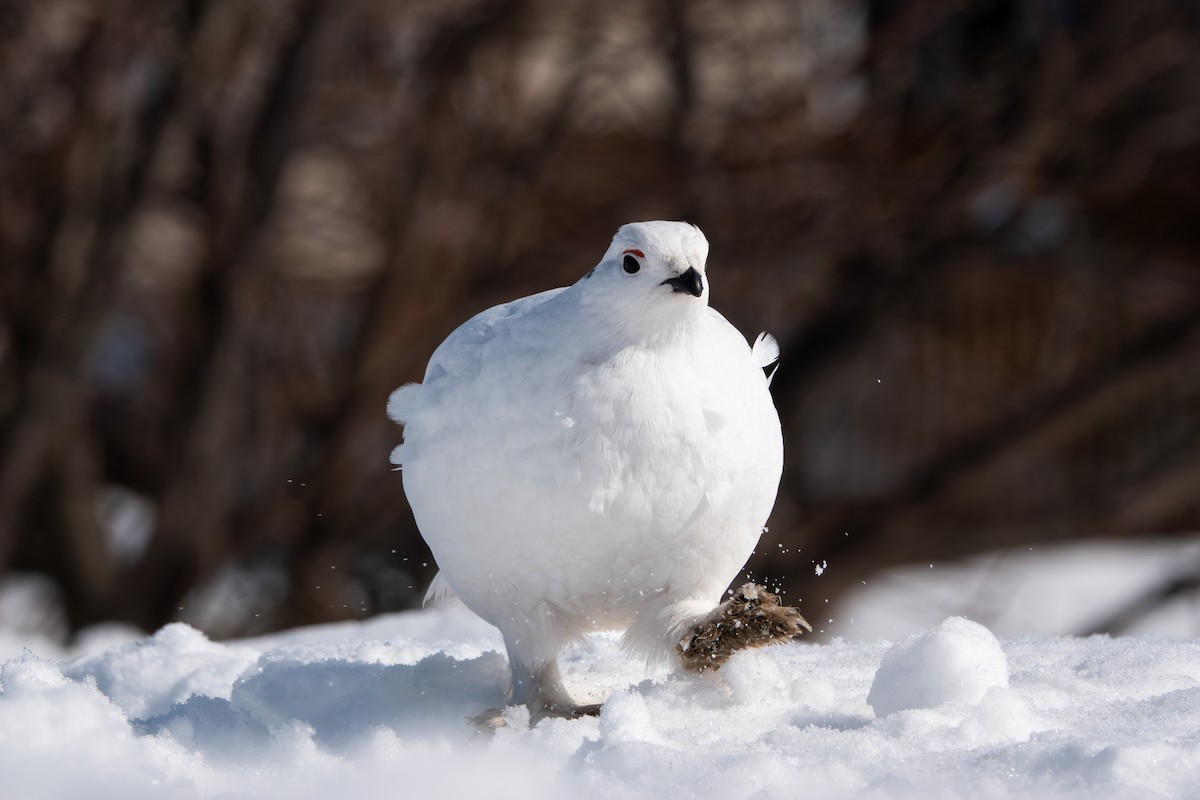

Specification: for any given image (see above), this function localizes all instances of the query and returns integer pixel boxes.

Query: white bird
[388,221,783,722]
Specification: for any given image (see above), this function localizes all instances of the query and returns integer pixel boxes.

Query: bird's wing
[387,287,567,463]
[425,287,566,383]
[751,332,781,385]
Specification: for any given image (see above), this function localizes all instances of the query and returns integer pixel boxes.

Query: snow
[3,603,1200,799]
[866,616,1008,716]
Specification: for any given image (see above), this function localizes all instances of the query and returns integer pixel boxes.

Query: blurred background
[2,0,1199,649]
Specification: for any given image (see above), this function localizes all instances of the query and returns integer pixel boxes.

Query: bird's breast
[402,327,781,629]
[546,345,764,532]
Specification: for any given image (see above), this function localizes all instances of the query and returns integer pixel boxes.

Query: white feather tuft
[752,332,780,386]
[751,332,780,368]
[423,570,457,606]
[387,383,421,424]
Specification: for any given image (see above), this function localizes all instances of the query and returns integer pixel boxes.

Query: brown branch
[0,2,207,614]
[802,314,1200,609]
[122,0,330,631]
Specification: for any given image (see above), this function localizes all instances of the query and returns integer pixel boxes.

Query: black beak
[662,266,704,297]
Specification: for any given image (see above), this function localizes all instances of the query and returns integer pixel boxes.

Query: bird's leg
[469,641,602,733]
[514,655,602,724]
[677,583,811,672]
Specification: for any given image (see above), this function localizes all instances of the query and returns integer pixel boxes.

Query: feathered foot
[677,583,812,673]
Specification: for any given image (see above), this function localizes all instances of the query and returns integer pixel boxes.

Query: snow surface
[3,604,1200,799]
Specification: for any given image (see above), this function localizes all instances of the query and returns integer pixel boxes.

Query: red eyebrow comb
[622,248,645,258]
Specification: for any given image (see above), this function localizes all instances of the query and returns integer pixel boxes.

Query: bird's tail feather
[751,332,780,385]
[423,570,457,606]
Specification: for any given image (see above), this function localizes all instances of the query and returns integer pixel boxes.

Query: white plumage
[388,221,782,720]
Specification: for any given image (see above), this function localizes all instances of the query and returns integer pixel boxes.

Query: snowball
[867,617,1009,717]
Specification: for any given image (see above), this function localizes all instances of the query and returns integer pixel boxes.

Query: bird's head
[577,221,711,338]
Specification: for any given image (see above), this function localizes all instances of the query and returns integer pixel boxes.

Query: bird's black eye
[622,254,641,274]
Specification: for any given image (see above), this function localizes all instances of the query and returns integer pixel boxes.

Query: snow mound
[867,616,1009,716]
[62,622,259,719]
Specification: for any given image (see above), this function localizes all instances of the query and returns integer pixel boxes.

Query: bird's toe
[530,701,603,725]
[467,707,510,738]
